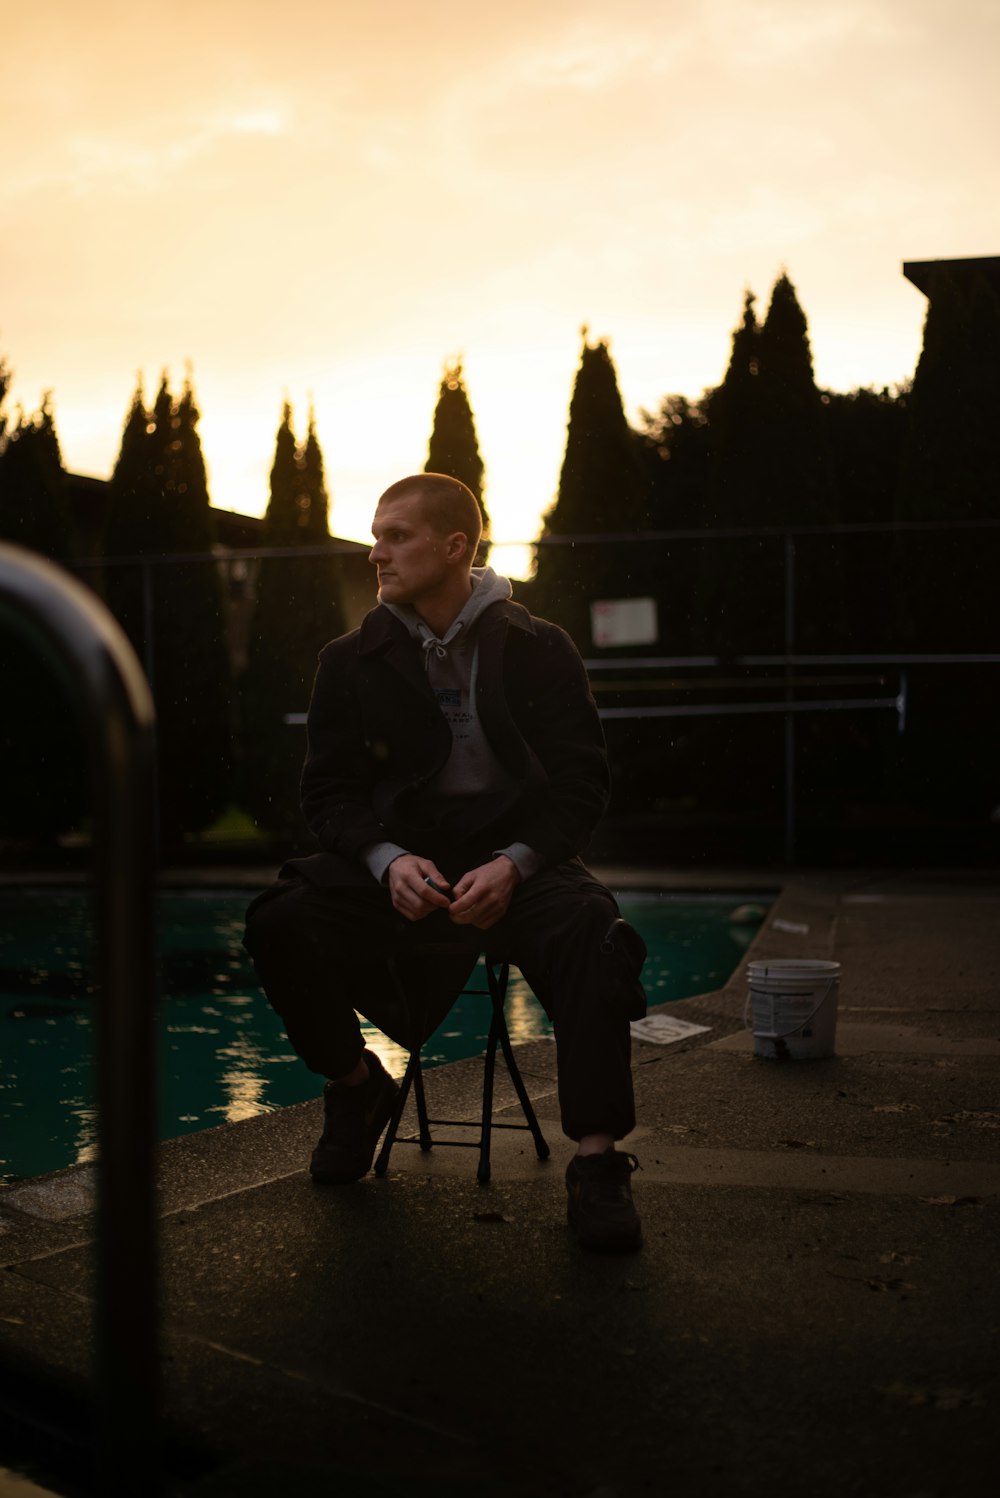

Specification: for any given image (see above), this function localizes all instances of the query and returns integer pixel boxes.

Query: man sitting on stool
[244,473,647,1251]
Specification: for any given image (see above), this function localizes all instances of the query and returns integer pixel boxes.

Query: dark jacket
[284,599,610,887]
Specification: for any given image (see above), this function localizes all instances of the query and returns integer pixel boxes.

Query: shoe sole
[309,1077,400,1185]
[567,1200,642,1253]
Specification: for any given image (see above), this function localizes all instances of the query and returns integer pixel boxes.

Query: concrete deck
[1,867,998,1496]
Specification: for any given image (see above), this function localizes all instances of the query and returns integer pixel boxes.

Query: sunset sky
[5,0,998,557]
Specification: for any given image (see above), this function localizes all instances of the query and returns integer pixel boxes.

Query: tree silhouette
[301,407,332,542]
[425,360,489,564]
[639,393,712,533]
[0,396,74,557]
[0,388,87,847]
[706,290,762,529]
[239,403,347,841]
[702,275,839,655]
[531,333,651,645]
[104,374,233,849]
[0,357,10,453]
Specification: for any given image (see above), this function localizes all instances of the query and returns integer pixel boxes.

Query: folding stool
[373,948,550,1184]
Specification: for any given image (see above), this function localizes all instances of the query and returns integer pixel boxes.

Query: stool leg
[411,1054,433,1152]
[374,1052,417,1178]
[487,961,551,1164]
[478,1009,500,1185]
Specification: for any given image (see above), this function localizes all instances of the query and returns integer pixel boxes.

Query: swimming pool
[0,889,767,1184]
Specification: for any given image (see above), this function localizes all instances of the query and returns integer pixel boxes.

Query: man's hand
[449,856,521,929]
[386,854,453,921]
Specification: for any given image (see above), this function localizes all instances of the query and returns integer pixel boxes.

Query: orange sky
[5,0,999,558]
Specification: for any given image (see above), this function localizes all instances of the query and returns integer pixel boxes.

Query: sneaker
[310,1049,400,1184]
[565,1148,642,1252]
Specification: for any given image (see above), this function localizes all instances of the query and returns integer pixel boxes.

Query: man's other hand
[449,857,520,929]
[386,855,452,921]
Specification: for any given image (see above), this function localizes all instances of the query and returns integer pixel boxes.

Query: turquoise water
[0,890,766,1184]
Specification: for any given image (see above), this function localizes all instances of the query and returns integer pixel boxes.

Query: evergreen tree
[822,385,908,525]
[704,275,838,655]
[300,407,332,542]
[813,384,910,653]
[0,358,10,452]
[639,394,712,533]
[530,334,651,645]
[0,390,87,845]
[425,360,489,562]
[239,404,347,842]
[637,393,713,655]
[263,401,304,543]
[104,374,233,849]
[705,290,763,529]
[756,273,837,528]
[0,396,74,557]
[709,276,835,534]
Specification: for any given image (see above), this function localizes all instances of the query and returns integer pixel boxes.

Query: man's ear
[445,531,470,565]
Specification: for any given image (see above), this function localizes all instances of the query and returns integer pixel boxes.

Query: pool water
[0,890,766,1184]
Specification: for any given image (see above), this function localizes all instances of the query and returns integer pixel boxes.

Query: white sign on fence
[590,597,658,648]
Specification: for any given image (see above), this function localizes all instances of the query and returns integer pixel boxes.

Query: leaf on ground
[873,1102,917,1114]
[779,1138,818,1149]
[919,1194,983,1207]
[472,1211,509,1224]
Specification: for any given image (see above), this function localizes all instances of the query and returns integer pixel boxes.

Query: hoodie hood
[381,566,513,663]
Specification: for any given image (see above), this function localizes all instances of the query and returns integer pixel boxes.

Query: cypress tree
[531,333,651,645]
[709,277,836,532]
[706,291,763,529]
[756,273,837,528]
[704,276,839,654]
[0,393,87,845]
[104,374,233,850]
[0,396,74,557]
[0,358,9,449]
[425,361,489,561]
[239,403,347,842]
[300,406,332,542]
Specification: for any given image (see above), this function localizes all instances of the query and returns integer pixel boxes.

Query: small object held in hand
[423,876,453,901]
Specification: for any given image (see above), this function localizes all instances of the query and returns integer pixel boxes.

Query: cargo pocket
[600,917,648,1021]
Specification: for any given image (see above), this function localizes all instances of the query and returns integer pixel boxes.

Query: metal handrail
[0,542,159,1496]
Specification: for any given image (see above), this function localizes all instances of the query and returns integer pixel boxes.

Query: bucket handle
[743,976,838,1040]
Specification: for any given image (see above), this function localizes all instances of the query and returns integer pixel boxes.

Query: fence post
[784,534,797,865]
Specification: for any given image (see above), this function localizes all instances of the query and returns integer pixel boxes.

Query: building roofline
[903,256,1000,299]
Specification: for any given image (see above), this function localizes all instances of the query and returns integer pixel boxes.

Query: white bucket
[745,958,840,1061]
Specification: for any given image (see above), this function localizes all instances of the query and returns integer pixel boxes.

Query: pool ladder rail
[0,542,160,1497]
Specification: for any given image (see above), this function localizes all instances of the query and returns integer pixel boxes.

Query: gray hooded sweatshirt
[362,567,545,885]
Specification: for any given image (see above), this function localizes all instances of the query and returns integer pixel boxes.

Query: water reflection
[360,1027,409,1080]
[505,980,550,1043]
[72,1106,98,1167]
[209,1030,269,1123]
[0,890,763,1182]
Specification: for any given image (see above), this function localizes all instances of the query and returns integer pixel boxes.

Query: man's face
[369,493,454,609]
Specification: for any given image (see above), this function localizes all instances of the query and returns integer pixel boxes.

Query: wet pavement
[0,866,997,1496]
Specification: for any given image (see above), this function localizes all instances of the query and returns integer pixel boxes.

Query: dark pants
[243,860,646,1142]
